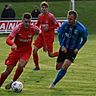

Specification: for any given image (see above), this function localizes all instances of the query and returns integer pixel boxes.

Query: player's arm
[6,26,19,50]
[6,34,17,50]
[75,28,88,50]
[6,34,14,46]
[34,25,41,34]
[36,16,41,27]
[49,15,59,30]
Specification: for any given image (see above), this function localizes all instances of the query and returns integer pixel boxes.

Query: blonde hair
[40,1,49,7]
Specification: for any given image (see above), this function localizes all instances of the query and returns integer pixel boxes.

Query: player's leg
[13,50,31,81]
[13,60,27,81]
[4,52,19,89]
[33,34,44,70]
[33,45,40,70]
[0,51,18,88]
[49,50,77,88]
[0,65,14,87]
[48,51,59,57]
[49,59,72,89]
[5,60,27,89]
[5,50,31,89]
[56,48,65,70]
[47,41,58,57]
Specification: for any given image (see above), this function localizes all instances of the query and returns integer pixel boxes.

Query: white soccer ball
[11,81,23,93]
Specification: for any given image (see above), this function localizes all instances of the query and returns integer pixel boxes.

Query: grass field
[0,34,96,96]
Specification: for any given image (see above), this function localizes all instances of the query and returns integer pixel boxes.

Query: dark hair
[68,10,78,19]
[22,13,32,19]
[5,4,8,8]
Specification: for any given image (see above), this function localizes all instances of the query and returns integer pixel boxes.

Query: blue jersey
[58,20,88,50]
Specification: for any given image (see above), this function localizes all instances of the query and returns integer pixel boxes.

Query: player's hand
[44,26,48,31]
[11,44,17,50]
[61,46,67,53]
[74,49,78,54]
[42,24,49,32]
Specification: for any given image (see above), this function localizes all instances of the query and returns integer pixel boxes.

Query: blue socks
[53,68,66,85]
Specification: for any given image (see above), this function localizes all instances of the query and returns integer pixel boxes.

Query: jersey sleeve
[76,26,88,50]
[6,35,14,46]
[6,24,20,46]
[11,25,20,36]
[49,14,59,30]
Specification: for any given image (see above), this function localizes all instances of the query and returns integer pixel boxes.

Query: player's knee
[56,62,63,70]
[19,65,24,69]
[18,60,27,68]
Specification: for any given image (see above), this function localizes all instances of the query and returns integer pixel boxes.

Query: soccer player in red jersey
[0,13,41,89]
[33,1,59,70]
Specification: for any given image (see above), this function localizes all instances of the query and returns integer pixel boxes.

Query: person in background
[49,10,88,89]
[31,5,41,20]
[32,1,59,70]
[1,4,16,20]
[7,4,16,19]
[0,13,41,89]
[1,4,9,20]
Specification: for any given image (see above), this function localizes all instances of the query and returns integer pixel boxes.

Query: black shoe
[33,67,40,71]
[5,81,13,89]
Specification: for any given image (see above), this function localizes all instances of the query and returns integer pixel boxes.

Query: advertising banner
[0,20,63,34]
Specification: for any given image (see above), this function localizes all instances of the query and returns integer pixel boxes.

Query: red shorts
[5,48,32,66]
[33,34,54,52]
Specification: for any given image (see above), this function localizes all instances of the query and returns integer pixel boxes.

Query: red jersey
[7,23,40,51]
[36,12,59,42]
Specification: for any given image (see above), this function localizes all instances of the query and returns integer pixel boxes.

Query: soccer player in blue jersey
[49,10,88,89]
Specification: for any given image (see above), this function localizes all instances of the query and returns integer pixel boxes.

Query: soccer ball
[11,81,23,93]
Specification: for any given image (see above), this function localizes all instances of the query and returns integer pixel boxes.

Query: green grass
[0,34,96,96]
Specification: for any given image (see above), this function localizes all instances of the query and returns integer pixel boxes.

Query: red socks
[33,52,58,68]
[0,73,8,87]
[53,52,59,57]
[33,53,39,68]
